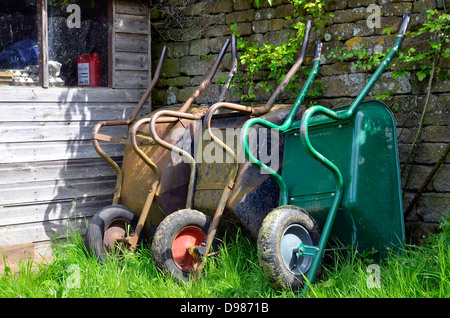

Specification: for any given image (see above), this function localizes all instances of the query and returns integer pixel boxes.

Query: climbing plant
[227,0,333,102]
[327,5,450,198]
[230,0,449,210]
[398,8,450,195]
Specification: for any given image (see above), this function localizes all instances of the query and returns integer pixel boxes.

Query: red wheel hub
[103,220,128,252]
[171,226,206,272]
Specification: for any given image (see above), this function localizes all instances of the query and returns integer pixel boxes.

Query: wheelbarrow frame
[145,22,317,277]
[86,37,235,256]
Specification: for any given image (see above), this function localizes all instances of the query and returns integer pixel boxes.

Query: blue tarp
[0,39,39,69]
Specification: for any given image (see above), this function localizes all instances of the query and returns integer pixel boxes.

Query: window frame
[35,0,112,88]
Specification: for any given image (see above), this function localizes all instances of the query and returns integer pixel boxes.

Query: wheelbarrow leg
[299,15,411,292]
[194,180,236,278]
[125,186,158,251]
[302,193,342,293]
[124,117,164,251]
[126,111,202,250]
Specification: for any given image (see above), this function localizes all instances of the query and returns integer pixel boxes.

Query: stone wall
[150,0,449,243]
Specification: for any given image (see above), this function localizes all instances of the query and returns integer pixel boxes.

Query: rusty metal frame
[123,111,201,251]
[92,36,232,209]
[218,35,238,103]
[195,20,312,273]
[139,22,312,274]
[116,37,237,250]
[92,46,168,205]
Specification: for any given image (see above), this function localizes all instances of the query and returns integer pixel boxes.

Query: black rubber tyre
[152,209,211,282]
[257,205,321,291]
[84,204,139,262]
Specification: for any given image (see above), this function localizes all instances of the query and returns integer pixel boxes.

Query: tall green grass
[0,230,286,298]
[0,216,448,298]
[306,215,450,298]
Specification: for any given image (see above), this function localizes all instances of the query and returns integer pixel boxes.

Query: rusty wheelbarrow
[84,36,237,261]
[145,22,324,282]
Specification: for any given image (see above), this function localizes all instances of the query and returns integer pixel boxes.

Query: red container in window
[77,53,102,86]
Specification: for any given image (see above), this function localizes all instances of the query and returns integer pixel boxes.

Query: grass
[0,216,449,298]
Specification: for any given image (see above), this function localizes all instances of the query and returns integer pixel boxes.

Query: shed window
[0,1,39,86]
[0,0,110,88]
[48,0,109,87]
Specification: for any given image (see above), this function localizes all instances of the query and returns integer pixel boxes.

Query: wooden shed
[0,0,152,270]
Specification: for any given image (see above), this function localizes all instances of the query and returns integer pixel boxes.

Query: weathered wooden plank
[0,140,125,163]
[113,70,149,89]
[0,241,55,272]
[0,196,112,226]
[0,121,129,142]
[1,103,139,122]
[0,243,35,268]
[115,13,149,35]
[115,0,149,15]
[115,52,149,71]
[0,158,121,185]
[39,0,49,88]
[0,178,116,206]
[0,217,88,246]
[0,87,144,103]
[0,71,14,78]
[115,33,149,53]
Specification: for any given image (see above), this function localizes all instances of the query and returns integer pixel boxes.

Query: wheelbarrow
[85,36,237,261]
[240,13,411,291]
[145,22,324,281]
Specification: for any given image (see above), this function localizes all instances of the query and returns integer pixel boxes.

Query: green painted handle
[299,32,408,291]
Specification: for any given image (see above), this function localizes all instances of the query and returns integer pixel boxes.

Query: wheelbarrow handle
[313,40,322,62]
[256,20,312,115]
[91,46,167,204]
[218,34,238,103]
[203,20,313,121]
[297,13,411,291]
[240,55,321,205]
[397,13,411,38]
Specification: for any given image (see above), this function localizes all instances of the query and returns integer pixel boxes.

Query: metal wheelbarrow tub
[119,106,208,235]
[147,105,302,281]
[282,100,404,258]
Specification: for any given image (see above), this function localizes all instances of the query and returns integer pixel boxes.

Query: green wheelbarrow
[240,14,411,291]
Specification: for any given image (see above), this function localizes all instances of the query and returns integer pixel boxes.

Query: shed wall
[0,0,151,270]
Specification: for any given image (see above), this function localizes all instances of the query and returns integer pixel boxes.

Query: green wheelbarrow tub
[283,101,405,259]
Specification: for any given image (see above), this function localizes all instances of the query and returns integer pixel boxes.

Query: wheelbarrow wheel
[257,205,321,291]
[84,205,140,262]
[152,209,212,282]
